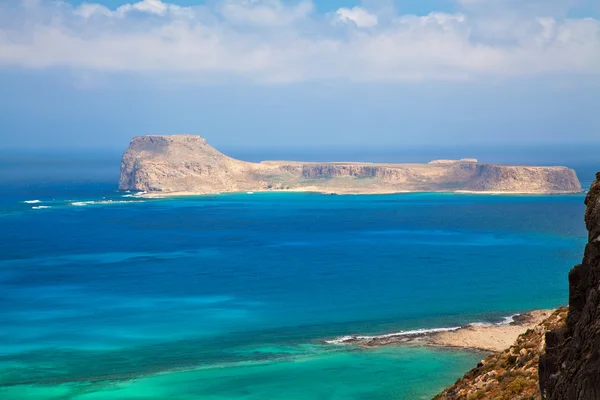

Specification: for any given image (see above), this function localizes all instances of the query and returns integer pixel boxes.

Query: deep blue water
[0,155,594,399]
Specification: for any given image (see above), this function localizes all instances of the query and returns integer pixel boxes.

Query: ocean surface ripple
[0,183,587,400]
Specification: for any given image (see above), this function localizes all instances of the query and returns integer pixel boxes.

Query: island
[119,135,582,195]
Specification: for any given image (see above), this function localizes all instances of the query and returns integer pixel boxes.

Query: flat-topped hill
[119,135,582,195]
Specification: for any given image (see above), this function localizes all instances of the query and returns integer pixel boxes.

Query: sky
[0,0,599,152]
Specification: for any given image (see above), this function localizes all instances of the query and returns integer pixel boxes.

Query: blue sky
[0,0,599,151]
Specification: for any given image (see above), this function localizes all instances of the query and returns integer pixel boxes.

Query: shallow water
[0,180,588,399]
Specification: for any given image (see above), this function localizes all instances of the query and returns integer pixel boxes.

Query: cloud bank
[0,0,598,83]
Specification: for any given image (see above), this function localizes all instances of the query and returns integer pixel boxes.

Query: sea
[0,149,597,400]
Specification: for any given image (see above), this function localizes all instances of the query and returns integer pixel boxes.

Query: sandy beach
[326,309,554,353]
[429,309,553,352]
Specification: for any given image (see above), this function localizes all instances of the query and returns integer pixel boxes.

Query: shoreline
[324,309,555,353]
[133,188,583,199]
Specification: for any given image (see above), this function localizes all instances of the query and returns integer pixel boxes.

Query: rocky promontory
[119,135,582,195]
[435,308,568,400]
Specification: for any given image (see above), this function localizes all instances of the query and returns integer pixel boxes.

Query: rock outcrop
[539,173,600,400]
[119,135,582,195]
[435,308,568,400]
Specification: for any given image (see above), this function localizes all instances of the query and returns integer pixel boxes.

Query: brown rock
[520,348,528,357]
[434,308,567,400]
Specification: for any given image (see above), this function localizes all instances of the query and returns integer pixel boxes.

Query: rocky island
[119,135,582,195]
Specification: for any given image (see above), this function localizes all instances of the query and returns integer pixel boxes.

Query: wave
[123,192,167,199]
[325,326,461,344]
[326,313,521,345]
[71,201,93,206]
[71,200,145,206]
[23,200,42,204]
[97,200,144,205]
[32,206,51,209]
[468,314,519,327]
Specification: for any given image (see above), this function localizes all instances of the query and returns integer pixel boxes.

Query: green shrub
[508,377,531,394]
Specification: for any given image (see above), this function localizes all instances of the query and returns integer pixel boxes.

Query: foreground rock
[435,308,568,400]
[119,135,582,195]
[539,173,600,399]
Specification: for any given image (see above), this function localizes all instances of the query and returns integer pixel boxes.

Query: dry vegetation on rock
[434,308,567,400]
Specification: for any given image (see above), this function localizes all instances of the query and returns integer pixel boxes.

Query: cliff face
[119,135,253,193]
[539,173,600,400]
[119,135,582,195]
[466,164,582,193]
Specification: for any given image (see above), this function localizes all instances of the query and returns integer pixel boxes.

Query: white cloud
[335,7,378,28]
[116,0,169,16]
[0,0,599,84]
[75,0,191,18]
[74,4,112,18]
[217,0,314,27]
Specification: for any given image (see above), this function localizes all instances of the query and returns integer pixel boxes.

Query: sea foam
[468,314,519,328]
[71,201,93,206]
[70,200,144,206]
[325,326,462,344]
[326,313,522,345]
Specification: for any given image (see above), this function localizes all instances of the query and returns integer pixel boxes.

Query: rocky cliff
[119,135,582,195]
[539,173,600,400]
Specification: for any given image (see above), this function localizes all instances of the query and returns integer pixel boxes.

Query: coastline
[134,188,583,199]
[325,309,555,353]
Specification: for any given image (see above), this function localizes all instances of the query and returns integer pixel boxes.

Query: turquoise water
[0,176,588,399]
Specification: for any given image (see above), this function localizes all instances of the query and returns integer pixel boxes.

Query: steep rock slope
[119,135,253,193]
[435,308,567,400]
[539,173,600,400]
[119,135,582,195]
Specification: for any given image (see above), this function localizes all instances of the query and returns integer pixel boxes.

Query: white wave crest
[122,191,150,198]
[468,314,519,328]
[71,199,144,206]
[24,200,42,204]
[100,200,144,204]
[325,326,461,344]
[71,201,93,206]
[326,313,522,345]
[32,206,51,209]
